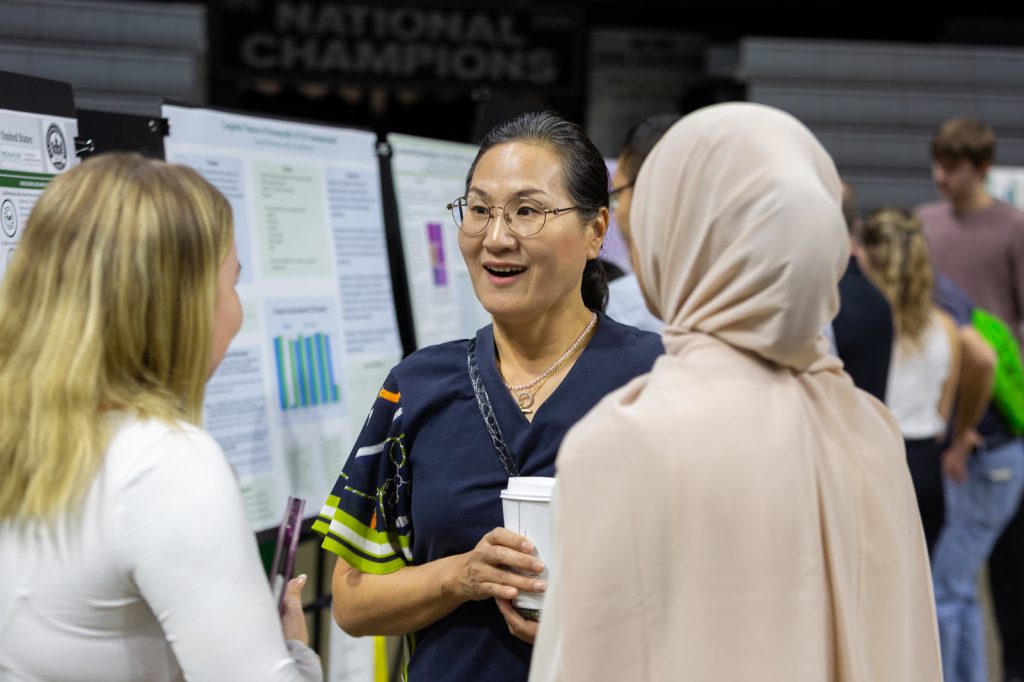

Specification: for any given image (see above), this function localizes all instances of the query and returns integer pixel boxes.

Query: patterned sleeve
[311,372,412,574]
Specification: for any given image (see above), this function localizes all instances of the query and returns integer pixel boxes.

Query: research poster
[0,107,78,281]
[163,105,402,533]
[388,133,491,348]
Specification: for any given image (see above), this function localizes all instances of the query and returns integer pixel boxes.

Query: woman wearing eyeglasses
[311,112,662,681]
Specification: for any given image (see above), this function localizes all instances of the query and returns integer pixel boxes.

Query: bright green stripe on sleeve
[311,518,331,537]
[322,524,403,560]
[321,535,406,574]
[331,508,411,549]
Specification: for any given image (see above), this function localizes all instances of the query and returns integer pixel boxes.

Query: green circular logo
[1,199,17,238]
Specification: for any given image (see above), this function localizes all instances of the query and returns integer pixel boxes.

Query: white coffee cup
[500,476,557,616]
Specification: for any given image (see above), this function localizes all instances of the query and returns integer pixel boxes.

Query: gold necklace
[497,313,598,414]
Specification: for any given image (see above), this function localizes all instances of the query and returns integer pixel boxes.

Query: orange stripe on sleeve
[378,388,401,404]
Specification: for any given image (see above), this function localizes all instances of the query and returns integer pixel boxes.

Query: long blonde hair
[857,208,935,348]
[0,153,233,520]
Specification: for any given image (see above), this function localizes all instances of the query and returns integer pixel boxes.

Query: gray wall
[712,37,1024,213]
[0,0,206,116]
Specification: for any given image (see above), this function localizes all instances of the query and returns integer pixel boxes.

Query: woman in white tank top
[856,208,960,553]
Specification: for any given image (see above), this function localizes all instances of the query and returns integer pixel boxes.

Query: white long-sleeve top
[0,413,321,682]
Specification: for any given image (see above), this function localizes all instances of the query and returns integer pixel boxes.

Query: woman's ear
[586,207,610,260]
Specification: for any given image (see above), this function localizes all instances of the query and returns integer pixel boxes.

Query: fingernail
[532,561,544,573]
[293,574,307,587]
[536,580,548,592]
[506,587,517,599]
[522,540,534,552]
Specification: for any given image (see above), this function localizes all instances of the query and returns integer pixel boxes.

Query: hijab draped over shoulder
[530,103,941,682]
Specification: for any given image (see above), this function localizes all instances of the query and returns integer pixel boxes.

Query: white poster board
[990,166,1024,210]
[387,133,491,348]
[163,105,402,533]
[0,108,78,281]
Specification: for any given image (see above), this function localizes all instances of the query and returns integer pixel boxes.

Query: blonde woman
[856,208,961,553]
[0,154,320,681]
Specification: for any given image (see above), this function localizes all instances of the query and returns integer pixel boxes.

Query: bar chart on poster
[163,104,402,533]
[267,299,345,420]
[388,133,491,348]
[273,332,342,410]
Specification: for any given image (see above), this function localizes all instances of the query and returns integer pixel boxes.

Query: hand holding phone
[269,496,306,616]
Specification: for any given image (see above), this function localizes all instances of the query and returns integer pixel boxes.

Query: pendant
[517,391,534,414]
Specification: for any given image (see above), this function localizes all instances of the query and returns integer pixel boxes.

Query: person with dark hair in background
[917,116,1024,682]
[311,111,662,681]
[831,180,894,401]
[604,114,680,334]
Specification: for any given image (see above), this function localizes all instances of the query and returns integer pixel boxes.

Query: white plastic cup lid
[500,476,557,501]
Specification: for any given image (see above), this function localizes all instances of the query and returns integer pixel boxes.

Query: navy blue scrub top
[313,312,663,681]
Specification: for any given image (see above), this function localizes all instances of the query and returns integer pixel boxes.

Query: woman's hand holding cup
[450,527,547,603]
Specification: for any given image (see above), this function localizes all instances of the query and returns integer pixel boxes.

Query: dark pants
[906,437,946,555]
[990,496,1024,679]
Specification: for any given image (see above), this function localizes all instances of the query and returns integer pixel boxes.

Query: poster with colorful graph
[164,104,402,539]
[267,298,348,422]
[388,133,491,348]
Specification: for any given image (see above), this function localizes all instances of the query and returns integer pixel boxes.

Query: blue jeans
[932,439,1024,682]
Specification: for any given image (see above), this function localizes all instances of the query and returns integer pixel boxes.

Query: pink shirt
[917,199,1024,340]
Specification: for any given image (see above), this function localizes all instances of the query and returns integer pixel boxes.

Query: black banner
[212,1,584,94]
[0,70,75,119]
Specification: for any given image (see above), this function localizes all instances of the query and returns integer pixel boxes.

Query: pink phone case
[270,496,306,615]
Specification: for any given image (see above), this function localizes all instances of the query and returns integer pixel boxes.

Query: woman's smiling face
[458,141,604,324]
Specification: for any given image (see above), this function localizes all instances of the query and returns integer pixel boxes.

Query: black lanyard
[466,338,520,478]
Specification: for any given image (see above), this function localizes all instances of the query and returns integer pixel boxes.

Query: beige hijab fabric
[529,104,941,681]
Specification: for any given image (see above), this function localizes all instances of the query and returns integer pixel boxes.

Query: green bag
[972,308,1024,435]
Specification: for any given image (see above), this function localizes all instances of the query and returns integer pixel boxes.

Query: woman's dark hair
[465,111,610,310]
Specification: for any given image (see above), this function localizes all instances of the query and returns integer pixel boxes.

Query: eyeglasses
[446,195,582,237]
[608,183,634,214]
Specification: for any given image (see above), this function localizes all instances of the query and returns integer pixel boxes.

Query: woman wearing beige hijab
[529,103,942,681]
